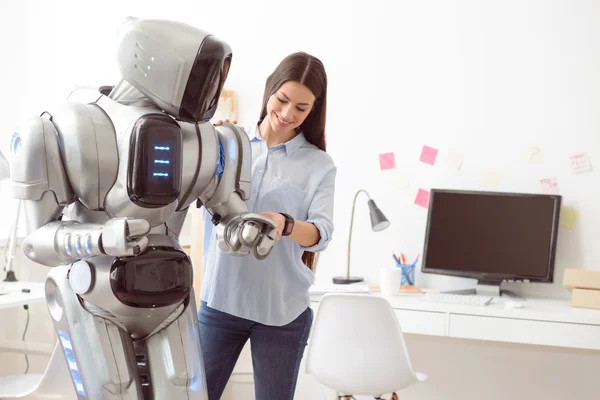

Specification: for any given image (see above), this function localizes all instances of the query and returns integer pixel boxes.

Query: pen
[401,253,407,265]
[410,254,420,268]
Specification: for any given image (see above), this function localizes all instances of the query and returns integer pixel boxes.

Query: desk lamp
[0,149,20,282]
[333,189,390,284]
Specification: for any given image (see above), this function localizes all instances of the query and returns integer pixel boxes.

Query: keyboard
[309,284,371,294]
[421,292,493,306]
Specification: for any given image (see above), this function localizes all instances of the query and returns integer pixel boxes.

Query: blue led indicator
[10,131,21,156]
[154,159,170,164]
[154,146,171,151]
[153,172,169,177]
[58,330,87,397]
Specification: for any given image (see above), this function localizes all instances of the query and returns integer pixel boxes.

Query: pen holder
[397,263,415,286]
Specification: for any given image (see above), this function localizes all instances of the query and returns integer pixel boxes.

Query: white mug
[380,267,401,296]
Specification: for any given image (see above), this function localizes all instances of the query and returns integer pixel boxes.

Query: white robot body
[10,17,277,399]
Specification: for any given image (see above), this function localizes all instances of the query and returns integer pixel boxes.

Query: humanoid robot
[9,17,277,399]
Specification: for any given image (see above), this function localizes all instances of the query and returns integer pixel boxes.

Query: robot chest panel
[126,114,183,208]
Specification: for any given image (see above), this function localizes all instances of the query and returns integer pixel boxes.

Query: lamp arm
[346,189,372,279]
[3,199,21,281]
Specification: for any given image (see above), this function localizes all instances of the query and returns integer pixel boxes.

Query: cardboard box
[572,288,600,310]
[563,268,600,291]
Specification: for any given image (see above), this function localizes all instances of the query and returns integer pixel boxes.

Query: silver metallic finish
[11,17,282,400]
[165,209,188,243]
[99,95,178,227]
[145,294,208,399]
[46,266,144,399]
[116,18,211,117]
[11,116,73,204]
[68,260,94,294]
[51,103,118,210]
[177,122,218,211]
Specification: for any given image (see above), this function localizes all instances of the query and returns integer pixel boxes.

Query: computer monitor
[421,189,561,296]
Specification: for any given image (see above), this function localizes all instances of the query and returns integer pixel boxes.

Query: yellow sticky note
[560,207,579,229]
[527,145,544,164]
[382,169,409,190]
[482,170,502,189]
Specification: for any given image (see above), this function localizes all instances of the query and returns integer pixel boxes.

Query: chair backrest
[306,294,418,396]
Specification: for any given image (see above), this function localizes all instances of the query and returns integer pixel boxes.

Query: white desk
[309,292,600,351]
[0,281,53,356]
[0,281,45,309]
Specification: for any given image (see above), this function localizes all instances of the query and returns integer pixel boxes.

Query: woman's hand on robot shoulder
[258,212,285,243]
[213,119,238,126]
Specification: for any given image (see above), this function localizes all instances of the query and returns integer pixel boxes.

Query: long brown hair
[258,52,328,272]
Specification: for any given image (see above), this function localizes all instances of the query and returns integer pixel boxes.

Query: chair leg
[373,394,398,400]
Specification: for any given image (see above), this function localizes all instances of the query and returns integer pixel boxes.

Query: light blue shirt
[200,124,337,326]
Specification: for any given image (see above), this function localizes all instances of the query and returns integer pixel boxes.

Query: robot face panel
[128,115,182,208]
[109,247,193,308]
[179,36,232,123]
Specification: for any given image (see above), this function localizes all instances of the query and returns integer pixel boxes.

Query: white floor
[225,334,600,400]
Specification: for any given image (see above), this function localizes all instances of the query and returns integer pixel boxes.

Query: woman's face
[265,81,315,134]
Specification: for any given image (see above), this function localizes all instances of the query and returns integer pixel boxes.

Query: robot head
[116,18,232,123]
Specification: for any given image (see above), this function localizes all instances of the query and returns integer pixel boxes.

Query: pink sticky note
[420,145,438,166]
[570,153,592,174]
[540,177,560,195]
[447,149,464,171]
[414,189,430,208]
[379,152,396,170]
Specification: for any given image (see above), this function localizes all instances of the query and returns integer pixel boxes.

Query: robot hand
[214,213,278,260]
[101,217,151,257]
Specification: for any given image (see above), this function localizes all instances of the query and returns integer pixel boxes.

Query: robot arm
[11,113,151,267]
[198,122,277,260]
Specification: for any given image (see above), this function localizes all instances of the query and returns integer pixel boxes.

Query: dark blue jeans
[198,301,313,400]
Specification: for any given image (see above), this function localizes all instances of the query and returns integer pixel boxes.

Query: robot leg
[144,293,208,399]
[46,266,144,399]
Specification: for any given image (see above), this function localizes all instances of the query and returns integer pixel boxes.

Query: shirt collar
[249,123,306,156]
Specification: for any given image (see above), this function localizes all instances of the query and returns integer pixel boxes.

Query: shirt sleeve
[301,166,337,252]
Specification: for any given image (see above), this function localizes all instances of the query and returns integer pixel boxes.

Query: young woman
[198,51,337,399]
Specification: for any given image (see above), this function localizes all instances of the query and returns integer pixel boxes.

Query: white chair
[0,343,76,399]
[306,293,427,399]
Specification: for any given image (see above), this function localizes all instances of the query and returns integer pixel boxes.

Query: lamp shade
[368,199,390,232]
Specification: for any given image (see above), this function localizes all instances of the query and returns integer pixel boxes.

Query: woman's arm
[257,212,320,247]
[288,220,320,247]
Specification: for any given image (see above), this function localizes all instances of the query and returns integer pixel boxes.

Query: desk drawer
[449,314,600,350]
[394,309,445,336]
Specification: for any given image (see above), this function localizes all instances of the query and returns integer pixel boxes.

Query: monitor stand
[448,280,518,298]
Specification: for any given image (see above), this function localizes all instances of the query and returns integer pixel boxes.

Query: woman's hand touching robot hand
[258,212,286,243]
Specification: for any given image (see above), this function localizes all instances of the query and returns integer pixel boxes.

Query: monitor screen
[421,189,561,283]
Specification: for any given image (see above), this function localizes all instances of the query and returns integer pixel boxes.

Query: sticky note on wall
[527,145,544,164]
[570,153,592,174]
[540,177,560,195]
[414,188,430,208]
[560,206,579,229]
[482,170,502,189]
[379,152,396,170]
[419,146,438,166]
[447,149,464,171]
